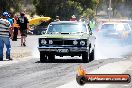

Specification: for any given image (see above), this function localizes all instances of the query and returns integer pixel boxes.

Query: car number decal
[57,49,69,53]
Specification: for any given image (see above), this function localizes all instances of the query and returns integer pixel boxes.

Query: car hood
[40,33,89,39]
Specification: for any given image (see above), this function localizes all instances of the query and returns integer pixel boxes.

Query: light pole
[108,0,112,21]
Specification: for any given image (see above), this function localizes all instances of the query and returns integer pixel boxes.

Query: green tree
[71,0,99,10]
[33,0,60,16]
[98,0,124,17]
[0,0,22,15]
[83,8,95,20]
[33,0,100,20]
[33,0,83,20]
[56,1,83,20]
[111,0,123,16]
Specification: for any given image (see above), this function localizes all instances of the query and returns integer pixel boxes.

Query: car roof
[102,22,129,25]
[50,21,86,24]
[99,22,131,29]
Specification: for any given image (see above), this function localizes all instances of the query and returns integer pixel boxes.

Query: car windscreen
[101,24,114,30]
[123,24,131,31]
[101,24,115,32]
[47,23,87,33]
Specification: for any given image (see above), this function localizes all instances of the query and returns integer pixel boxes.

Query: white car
[97,22,132,45]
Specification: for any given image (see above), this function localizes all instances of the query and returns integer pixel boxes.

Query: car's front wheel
[82,52,89,63]
[40,51,47,62]
[48,54,55,61]
[89,49,95,61]
[41,31,46,35]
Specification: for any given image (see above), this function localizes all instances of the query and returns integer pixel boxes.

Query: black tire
[48,54,55,61]
[37,30,41,35]
[76,75,86,85]
[41,31,46,35]
[82,52,89,63]
[89,49,95,61]
[40,51,47,62]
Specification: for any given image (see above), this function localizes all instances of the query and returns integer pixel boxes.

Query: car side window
[116,24,125,32]
[124,24,131,31]
[47,25,53,32]
[81,24,87,33]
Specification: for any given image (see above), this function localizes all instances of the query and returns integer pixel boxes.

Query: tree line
[33,0,99,20]
[1,0,132,19]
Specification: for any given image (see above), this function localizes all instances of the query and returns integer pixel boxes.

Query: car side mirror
[89,29,92,35]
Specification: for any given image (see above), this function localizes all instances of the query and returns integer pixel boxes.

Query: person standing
[54,16,60,22]
[12,15,19,41]
[6,12,14,39]
[89,19,95,30]
[17,12,29,46]
[70,15,77,21]
[0,12,13,61]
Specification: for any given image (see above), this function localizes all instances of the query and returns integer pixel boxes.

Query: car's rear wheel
[82,52,89,63]
[89,49,95,61]
[40,51,47,62]
[48,54,55,61]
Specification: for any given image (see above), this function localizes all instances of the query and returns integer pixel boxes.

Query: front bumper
[38,46,88,53]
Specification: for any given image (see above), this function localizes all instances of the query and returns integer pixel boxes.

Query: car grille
[53,40,63,45]
[39,38,87,47]
[52,40,73,45]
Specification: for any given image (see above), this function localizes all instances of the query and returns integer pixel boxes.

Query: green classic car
[38,21,96,62]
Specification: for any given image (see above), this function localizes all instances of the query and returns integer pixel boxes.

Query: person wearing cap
[17,12,29,46]
[3,12,14,39]
[0,12,13,61]
[70,15,77,21]
[54,16,60,22]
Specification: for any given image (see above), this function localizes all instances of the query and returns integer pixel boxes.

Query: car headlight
[49,40,53,44]
[41,39,47,45]
[80,41,85,46]
[73,40,78,45]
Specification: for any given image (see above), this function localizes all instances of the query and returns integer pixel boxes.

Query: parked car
[29,17,52,35]
[38,21,96,62]
[30,21,51,35]
[29,17,51,26]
